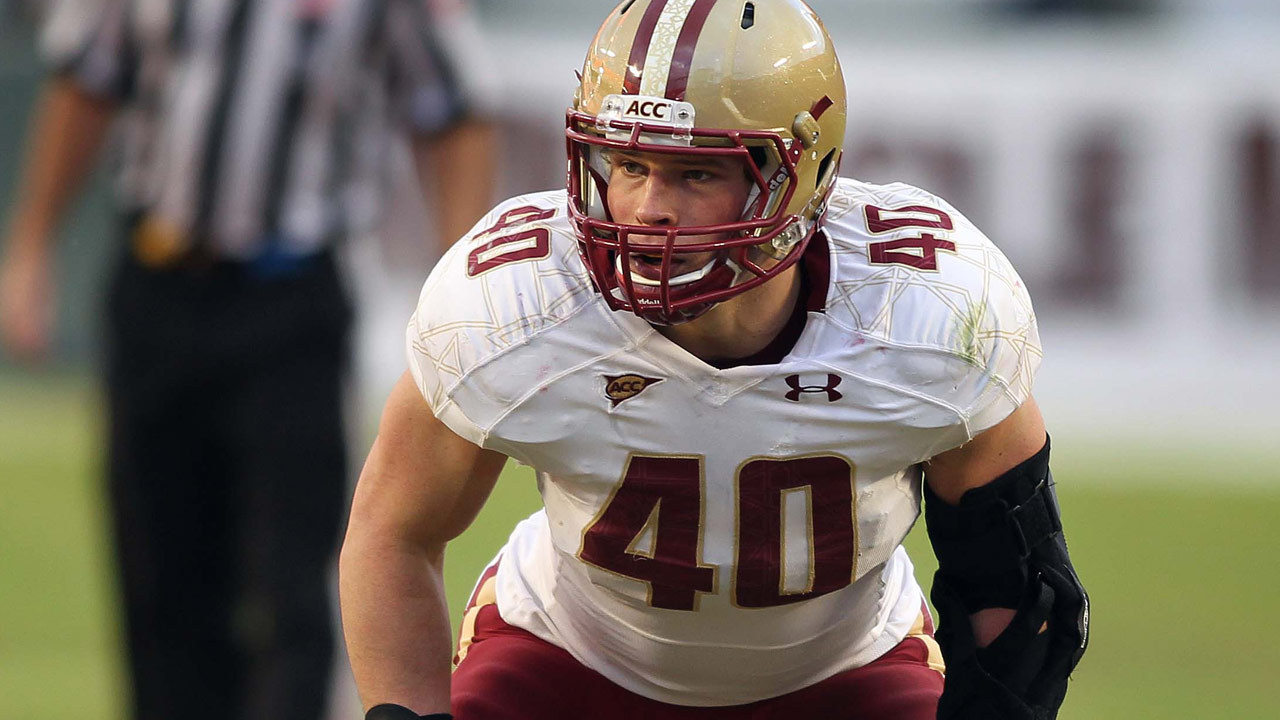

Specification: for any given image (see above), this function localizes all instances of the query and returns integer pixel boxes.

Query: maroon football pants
[451,567,944,719]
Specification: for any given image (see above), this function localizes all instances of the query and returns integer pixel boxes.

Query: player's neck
[656,264,802,366]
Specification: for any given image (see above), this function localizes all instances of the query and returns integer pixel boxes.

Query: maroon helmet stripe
[624,0,670,95]
[664,0,718,101]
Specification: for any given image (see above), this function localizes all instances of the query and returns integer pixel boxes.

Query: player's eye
[617,160,646,176]
[683,168,716,182]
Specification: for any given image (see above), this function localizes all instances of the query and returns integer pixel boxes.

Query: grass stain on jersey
[954,299,989,367]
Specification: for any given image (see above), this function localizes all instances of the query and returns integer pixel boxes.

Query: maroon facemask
[566,110,819,326]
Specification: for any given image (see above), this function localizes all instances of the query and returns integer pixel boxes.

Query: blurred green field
[2,373,1279,719]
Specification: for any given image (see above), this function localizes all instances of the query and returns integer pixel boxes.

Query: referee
[0,2,496,719]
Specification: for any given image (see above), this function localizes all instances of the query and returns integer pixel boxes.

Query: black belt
[128,212,329,278]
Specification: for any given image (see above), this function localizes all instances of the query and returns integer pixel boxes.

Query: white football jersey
[406,178,1041,706]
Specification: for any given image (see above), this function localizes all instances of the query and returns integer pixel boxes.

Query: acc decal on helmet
[567,0,847,325]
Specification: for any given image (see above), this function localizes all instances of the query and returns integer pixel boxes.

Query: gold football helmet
[567,0,847,324]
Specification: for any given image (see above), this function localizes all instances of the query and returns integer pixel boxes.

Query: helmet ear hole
[620,0,637,15]
[815,148,838,191]
[741,2,756,30]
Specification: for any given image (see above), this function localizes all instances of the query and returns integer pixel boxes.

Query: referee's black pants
[104,248,351,720]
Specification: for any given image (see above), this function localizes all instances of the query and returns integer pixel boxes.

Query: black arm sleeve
[924,436,1090,720]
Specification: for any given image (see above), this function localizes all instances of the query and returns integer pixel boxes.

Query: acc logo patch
[603,374,663,407]
[623,98,672,121]
[599,94,696,130]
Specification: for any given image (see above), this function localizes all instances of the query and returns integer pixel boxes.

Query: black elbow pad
[924,436,1090,720]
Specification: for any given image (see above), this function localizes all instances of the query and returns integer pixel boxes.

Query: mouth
[618,252,718,287]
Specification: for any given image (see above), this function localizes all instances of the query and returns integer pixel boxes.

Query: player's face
[604,149,753,281]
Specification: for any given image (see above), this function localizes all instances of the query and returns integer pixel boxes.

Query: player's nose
[633,174,679,227]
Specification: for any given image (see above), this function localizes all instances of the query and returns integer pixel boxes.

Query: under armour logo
[784,374,843,402]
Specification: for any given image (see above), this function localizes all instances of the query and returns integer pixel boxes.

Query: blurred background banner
[2,1,1278,719]
[6,0,1279,448]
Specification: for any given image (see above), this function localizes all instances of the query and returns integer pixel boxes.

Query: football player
[339,2,1089,719]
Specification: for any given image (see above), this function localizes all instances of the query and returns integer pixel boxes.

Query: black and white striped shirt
[42,0,491,259]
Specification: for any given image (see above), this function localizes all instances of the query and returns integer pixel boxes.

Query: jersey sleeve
[41,0,137,100]
[404,241,490,447]
[901,185,1042,450]
[381,0,498,135]
[954,274,1041,439]
[404,192,588,451]
[825,180,1042,460]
